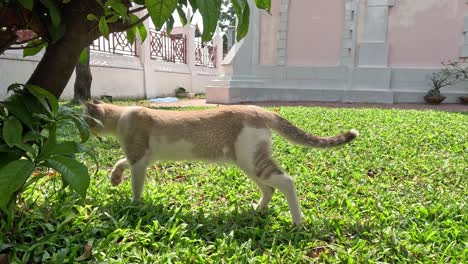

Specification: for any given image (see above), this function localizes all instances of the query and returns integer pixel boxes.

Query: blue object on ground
[149,97,179,103]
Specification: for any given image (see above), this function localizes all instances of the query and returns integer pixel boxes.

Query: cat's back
[127,105,268,124]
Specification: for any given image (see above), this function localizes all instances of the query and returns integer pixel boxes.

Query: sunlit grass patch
[2,102,466,263]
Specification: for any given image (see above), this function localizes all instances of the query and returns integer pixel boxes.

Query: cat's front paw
[110,169,123,186]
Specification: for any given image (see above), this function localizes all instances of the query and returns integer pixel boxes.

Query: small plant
[175,87,187,94]
[443,60,468,104]
[0,84,95,226]
[424,68,461,104]
[175,87,195,98]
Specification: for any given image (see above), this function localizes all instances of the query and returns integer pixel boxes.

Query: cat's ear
[80,99,101,116]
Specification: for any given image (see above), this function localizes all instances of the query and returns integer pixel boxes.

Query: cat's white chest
[149,137,195,161]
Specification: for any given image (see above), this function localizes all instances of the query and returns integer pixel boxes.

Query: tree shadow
[91,194,351,250]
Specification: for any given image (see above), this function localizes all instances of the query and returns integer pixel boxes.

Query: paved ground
[147,99,468,112]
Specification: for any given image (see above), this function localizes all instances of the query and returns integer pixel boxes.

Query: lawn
[1,102,466,263]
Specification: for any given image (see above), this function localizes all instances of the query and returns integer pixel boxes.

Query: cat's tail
[267,113,359,148]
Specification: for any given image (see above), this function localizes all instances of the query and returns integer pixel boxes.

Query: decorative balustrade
[149,29,187,64]
[195,41,217,68]
[90,32,136,56]
[86,29,218,68]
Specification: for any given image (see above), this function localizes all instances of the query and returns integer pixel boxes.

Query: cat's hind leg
[260,171,303,225]
[110,158,129,186]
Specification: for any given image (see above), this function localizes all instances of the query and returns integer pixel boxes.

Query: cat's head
[80,99,115,135]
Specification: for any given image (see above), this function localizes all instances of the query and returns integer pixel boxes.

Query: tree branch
[8,40,45,50]
[109,13,150,33]
[14,35,39,45]
[128,6,146,14]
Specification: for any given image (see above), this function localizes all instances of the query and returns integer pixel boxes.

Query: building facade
[207,0,468,104]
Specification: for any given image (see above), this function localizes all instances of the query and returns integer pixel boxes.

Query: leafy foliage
[0,84,93,214]
[1,102,466,262]
[2,0,272,55]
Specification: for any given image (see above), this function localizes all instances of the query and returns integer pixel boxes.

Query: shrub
[0,84,94,225]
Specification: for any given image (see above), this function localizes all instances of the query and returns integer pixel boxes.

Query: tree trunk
[25,0,102,98]
[27,35,88,98]
[0,29,18,55]
[73,47,92,101]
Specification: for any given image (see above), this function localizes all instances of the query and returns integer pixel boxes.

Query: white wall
[0,25,221,100]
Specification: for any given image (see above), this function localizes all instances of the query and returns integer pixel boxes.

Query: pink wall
[286,0,344,66]
[388,0,468,68]
[259,0,280,65]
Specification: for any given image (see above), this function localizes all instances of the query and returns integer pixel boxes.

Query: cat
[82,100,358,225]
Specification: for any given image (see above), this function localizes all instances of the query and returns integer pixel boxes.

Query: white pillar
[277,0,290,66]
[461,16,468,57]
[137,11,153,98]
[357,0,395,67]
[340,0,358,67]
[183,22,196,92]
[213,28,223,68]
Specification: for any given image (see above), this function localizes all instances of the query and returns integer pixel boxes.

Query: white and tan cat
[82,100,358,225]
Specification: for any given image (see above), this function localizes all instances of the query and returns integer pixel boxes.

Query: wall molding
[461,16,468,57]
[277,0,290,65]
[341,0,358,67]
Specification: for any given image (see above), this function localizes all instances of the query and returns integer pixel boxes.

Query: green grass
[1,103,467,263]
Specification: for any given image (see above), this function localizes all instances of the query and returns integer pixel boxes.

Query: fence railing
[195,41,217,68]
[90,32,137,56]
[149,29,187,64]
[87,29,218,68]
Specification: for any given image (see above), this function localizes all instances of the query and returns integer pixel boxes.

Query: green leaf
[14,143,36,156]
[145,0,178,29]
[137,23,148,42]
[99,17,110,39]
[254,0,270,12]
[108,0,128,18]
[38,126,57,160]
[166,15,175,35]
[177,5,188,26]
[23,130,46,142]
[234,0,249,41]
[3,117,23,148]
[188,0,198,15]
[69,115,90,143]
[129,14,147,42]
[41,141,85,159]
[87,13,98,21]
[26,85,59,116]
[0,95,34,129]
[0,160,35,211]
[0,152,23,169]
[127,28,136,44]
[46,156,89,197]
[23,39,47,57]
[18,0,34,10]
[79,48,88,65]
[39,0,61,27]
[106,14,120,23]
[196,0,221,42]
[134,0,145,4]
[48,24,66,43]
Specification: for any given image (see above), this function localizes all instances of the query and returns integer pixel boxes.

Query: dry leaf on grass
[75,244,92,261]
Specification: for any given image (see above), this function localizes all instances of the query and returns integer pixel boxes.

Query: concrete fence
[0,22,223,100]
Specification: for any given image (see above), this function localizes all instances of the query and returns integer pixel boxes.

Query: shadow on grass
[87,192,346,249]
